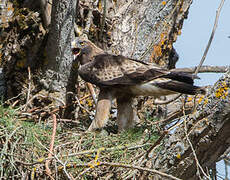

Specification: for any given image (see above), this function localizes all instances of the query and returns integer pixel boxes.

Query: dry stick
[145,131,168,158]
[86,82,97,104]
[61,162,182,180]
[153,94,182,105]
[183,115,210,179]
[45,114,57,180]
[25,66,31,111]
[75,96,94,115]
[194,0,225,76]
[35,136,73,180]
[183,2,225,177]
[108,162,180,180]
[152,0,225,105]
[15,143,151,166]
[173,65,228,74]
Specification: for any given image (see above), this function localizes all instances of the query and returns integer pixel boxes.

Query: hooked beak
[72,47,81,59]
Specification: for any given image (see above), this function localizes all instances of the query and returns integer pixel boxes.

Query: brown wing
[78,54,170,87]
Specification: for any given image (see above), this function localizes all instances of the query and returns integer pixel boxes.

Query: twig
[0,126,22,179]
[25,66,31,111]
[86,83,97,104]
[160,107,192,127]
[194,0,225,76]
[183,107,210,179]
[15,143,151,166]
[60,161,182,180]
[45,114,57,179]
[79,94,91,101]
[172,65,228,74]
[75,96,94,116]
[145,131,168,158]
[4,92,23,105]
[153,94,182,105]
[34,134,73,180]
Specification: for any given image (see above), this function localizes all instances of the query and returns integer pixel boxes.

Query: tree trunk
[151,69,230,179]
[107,0,192,68]
[40,0,77,105]
[77,0,230,179]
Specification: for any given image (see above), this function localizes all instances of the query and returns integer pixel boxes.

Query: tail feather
[153,80,206,95]
[154,71,206,95]
[163,72,200,85]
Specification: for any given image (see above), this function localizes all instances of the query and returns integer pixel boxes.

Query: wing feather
[79,54,170,87]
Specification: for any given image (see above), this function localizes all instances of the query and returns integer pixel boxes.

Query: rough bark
[39,0,52,28]
[109,0,192,68]
[77,0,191,67]
[76,1,230,178]
[40,0,77,104]
[1,3,45,101]
[151,69,230,179]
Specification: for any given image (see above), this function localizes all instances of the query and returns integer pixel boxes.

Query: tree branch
[152,68,230,179]
[172,65,228,74]
[194,0,225,75]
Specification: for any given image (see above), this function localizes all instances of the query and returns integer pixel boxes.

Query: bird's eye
[80,41,85,46]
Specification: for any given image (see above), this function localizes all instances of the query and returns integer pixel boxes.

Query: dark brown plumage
[72,38,205,131]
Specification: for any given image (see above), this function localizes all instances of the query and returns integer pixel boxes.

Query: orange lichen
[151,32,167,62]
[153,45,162,57]
[162,1,166,5]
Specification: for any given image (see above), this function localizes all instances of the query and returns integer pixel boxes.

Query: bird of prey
[72,38,205,132]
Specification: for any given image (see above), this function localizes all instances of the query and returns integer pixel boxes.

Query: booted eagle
[72,38,205,131]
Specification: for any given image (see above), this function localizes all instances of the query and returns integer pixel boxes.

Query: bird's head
[71,37,104,65]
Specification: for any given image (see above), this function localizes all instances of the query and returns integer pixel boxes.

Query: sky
[174,0,230,179]
[174,0,230,86]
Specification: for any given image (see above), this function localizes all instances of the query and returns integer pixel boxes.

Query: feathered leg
[117,95,138,132]
[88,89,114,131]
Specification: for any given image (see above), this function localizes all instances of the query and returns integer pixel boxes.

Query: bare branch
[86,83,97,104]
[153,94,182,105]
[172,65,228,74]
[45,114,57,179]
[194,0,225,76]
[59,161,182,180]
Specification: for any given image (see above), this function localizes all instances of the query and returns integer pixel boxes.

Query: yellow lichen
[187,97,193,102]
[215,81,229,99]
[203,98,208,105]
[98,0,102,11]
[162,1,166,5]
[176,153,181,159]
[37,158,45,162]
[87,99,93,107]
[198,95,204,104]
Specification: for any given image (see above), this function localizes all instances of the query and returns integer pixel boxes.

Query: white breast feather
[130,79,176,97]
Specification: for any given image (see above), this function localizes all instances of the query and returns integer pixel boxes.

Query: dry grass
[0,104,160,179]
